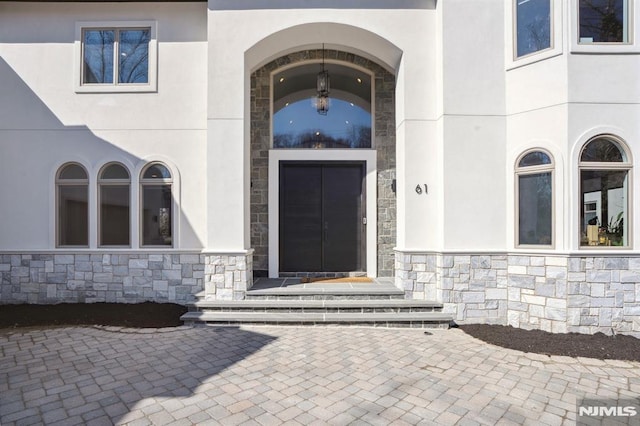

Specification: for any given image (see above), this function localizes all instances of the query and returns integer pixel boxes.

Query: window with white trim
[76,21,157,92]
[56,163,89,247]
[140,163,173,247]
[99,163,130,247]
[515,0,553,58]
[516,150,554,246]
[578,0,630,44]
[579,136,631,247]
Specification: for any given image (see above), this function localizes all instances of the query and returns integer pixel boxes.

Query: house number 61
[415,184,428,195]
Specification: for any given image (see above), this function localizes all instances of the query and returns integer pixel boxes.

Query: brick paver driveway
[1,326,639,425]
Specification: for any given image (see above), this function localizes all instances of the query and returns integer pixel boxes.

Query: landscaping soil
[1,303,639,362]
[0,302,187,329]
[460,324,640,362]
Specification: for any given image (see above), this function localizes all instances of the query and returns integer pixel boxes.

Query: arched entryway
[250,48,396,278]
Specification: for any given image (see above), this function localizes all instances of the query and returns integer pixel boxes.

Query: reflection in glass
[579,0,627,43]
[519,172,552,245]
[580,169,627,246]
[58,186,89,246]
[518,151,552,167]
[580,137,625,162]
[83,28,150,85]
[516,0,551,57]
[273,98,371,149]
[83,30,115,84]
[143,164,172,179]
[118,29,150,84]
[142,185,172,246]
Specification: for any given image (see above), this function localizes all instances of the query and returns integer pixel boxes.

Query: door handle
[324,222,329,242]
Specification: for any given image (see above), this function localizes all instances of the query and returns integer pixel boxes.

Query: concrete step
[189,299,443,313]
[180,311,454,328]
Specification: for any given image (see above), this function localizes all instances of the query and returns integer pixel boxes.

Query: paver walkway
[1,325,639,425]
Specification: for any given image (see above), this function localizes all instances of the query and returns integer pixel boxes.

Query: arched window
[579,136,631,247]
[140,163,173,246]
[98,163,130,246]
[272,62,372,149]
[56,163,89,247]
[516,150,553,246]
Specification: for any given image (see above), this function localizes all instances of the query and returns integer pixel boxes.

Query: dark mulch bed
[460,324,640,362]
[0,302,188,329]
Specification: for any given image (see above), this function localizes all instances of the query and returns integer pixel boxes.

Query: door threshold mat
[300,277,373,283]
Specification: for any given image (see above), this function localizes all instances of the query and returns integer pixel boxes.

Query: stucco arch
[245,22,403,75]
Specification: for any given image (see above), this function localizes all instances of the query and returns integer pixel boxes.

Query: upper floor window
[56,163,89,247]
[579,0,630,43]
[75,21,157,93]
[516,150,554,246]
[580,136,631,247]
[140,163,173,247]
[515,0,552,58]
[99,163,130,247]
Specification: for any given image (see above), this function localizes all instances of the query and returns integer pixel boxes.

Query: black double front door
[279,162,365,272]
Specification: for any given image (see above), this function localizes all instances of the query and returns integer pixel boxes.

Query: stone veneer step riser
[194,307,440,313]
[244,294,407,301]
[184,321,450,329]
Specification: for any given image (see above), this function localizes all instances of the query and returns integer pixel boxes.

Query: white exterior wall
[206,1,441,253]
[0,2,208,250]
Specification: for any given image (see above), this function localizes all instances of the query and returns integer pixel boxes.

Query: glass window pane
[100,164,129,180]
[59,164,88,180]
[519,151,552,167]
[142,185,172,246]
[579,0,627,43]
[580,169,628,246]
[83,30,115,84]
[273,98,372,148]
[100,185,130,246]
[58,185,88,246]
[516,0,552,57]
[580,138,625,162]
[518,172,552,245]
[118,29,150,84]
[142,164,172,179]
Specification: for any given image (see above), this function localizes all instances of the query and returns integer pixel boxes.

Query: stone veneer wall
[396,251,640,336]
[0,253,205,304]
[1,251,254,304]
[251,50,396,276]
[203,252,253,301]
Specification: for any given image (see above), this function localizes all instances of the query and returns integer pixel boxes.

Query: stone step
[243,287,406,300]
[189,299,443,313]
[180,311,454,328]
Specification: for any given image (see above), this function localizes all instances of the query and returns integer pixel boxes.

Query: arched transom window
[272,63,372,149]
[579,136,631,247]
[516,150,554,246]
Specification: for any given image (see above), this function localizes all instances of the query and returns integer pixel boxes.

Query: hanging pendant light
[316,44,330,115]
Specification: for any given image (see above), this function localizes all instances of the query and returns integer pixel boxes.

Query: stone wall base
[0,253,205,305]
[203,251,253,301]
[396,251,640,336]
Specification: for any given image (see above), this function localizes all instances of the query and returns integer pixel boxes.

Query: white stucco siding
[568,55,640,104]
[442,116,506,250]
[442,0,506,116]
[0,2,208,250]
